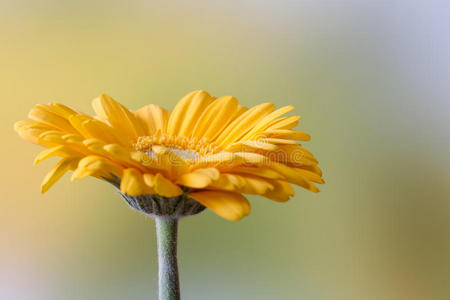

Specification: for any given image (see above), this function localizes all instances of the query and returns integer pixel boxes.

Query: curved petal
[266,116,300,131]
[240,105,295,141]
[259,138,298,145]
[189,190,250,221]
[259,129,311,141]
[207,173,246,191]
[34,145,82,165]
[14,120,57,145]
[92,93,146,140]
[214,102,274,147]
[238,175,274,194]
[232,166,283,179]
[176,168,219,188]
[262,180,295,202]
[68,115,123,145]
[135,104,170,135]
[153,173,183,197]
[47,102,80,118]
[167,90,215,136]
[120,168,153,196]
[71,155,123,181]
[191,96,239,140]
[28,105,77,134]
[103,144,147,172]
[41,158,78,194]
[151,145,189,178]
[226,140,279,152]
[269,162,321,193]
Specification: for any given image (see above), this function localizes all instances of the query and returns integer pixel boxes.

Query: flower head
[14,90,323,221]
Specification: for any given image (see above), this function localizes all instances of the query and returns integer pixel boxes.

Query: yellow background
[1,1,449,299]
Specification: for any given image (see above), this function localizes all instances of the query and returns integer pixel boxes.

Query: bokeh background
[1,0,449,299]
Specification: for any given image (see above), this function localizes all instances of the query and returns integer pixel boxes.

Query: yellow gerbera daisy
[14,90,323,221]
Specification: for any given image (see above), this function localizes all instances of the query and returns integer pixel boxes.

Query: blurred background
[1,0,449,299]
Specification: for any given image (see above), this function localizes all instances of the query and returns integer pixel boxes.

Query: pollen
[134,134,221,157]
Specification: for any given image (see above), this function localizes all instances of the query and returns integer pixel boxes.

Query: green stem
[155,217,180,300]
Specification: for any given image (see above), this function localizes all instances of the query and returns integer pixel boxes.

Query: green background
[1,1,449,299]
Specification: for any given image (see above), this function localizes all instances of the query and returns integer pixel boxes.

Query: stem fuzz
[155,217,180,300]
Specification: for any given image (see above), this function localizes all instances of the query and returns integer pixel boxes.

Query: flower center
[134,134,220,160]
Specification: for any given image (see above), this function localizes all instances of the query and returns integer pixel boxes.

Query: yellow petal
[34,145,81,165]
[69,115,122,145]
[294,168,324,184]
[233,152,269,164]
[233,104,248,119]
[239,175,274,194]
[226,140,279,152]
[143,173,155,188]
[41,158,78,193]
[167,90,214,136]
[270,145,319,165]
[135,104,170,135]
[259,138,298,145]
[282,145,318,162]
[189,191,250,221]
[48,102,80,118]
[176,168,220,188]
[260,129,310,141]
[208,173,244,191]
[191,96,239,140]
[195,168,220,180]
[195,152,238,166]
[224,152,322,193]
[71,156,123,181]
[120,168,153,196]
[14,120,56,145]
[269,162,320,193]
[215,102,274,147]
[103,144,147,172]
[240,105,295,141]
[175,93,215,137]
[130,151,165,172]
[61,133,85,146]
[296,164,323,177]
[92,93,145,140]
[262,180,295,202]
[151,145,188,178]
[38,130,66,146]
[192,152,239,168]
[83,139,110,156]
[153,173,183,197]
[266,116,300,131]
[232,166,283,179]
[29,106,77,134]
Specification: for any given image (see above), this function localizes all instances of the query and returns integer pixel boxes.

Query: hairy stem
[155,217,180,300]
